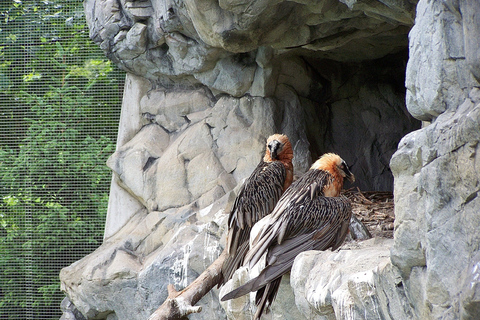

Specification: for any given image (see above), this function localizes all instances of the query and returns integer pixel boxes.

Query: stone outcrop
[390,1,480,318]
[60,77,293,319]
[83,0,420,192]
[291,238,410,320]
[59,0,480,319]
[85,0,415,86]
[219,238,409,320]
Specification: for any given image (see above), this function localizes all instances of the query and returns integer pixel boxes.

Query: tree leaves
[0,0,124,318]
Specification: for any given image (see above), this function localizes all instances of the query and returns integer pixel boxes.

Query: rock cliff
[390,1,480,318]
[59,0,480,319]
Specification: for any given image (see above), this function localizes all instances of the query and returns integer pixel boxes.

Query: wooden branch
[148,249,228,320]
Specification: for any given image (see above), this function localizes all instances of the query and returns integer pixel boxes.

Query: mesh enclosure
[0,1,124,319]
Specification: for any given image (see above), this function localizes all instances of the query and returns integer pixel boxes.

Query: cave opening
[283,49,421,192]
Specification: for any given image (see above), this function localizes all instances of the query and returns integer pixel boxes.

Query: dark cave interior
[284,49,421,191]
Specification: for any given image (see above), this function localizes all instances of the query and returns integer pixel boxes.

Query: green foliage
[0,0,123,318]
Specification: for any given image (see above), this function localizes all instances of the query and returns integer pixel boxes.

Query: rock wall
[82,0,419,192]
[390,1,480,319]
[60,0,480,319]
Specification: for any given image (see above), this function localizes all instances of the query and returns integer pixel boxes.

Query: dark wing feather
[222,195,352,303]
[221,160,286,285]
[253,277,282,320]
[245,169,333,268]
[220,241,249,288]
[265,196,352,274]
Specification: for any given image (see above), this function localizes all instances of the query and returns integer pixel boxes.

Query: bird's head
[311,153,355,183]
[264,134,293,162]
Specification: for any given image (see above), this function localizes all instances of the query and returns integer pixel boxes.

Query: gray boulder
[390,1,480,318]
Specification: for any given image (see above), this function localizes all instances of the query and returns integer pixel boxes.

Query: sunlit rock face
[85,0,415,85]
[59,0,480,319]
[390,1,480,318]
[83,0,419,192]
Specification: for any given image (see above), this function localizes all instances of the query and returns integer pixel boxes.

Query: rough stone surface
[390,87,480,319]
[83,0,415,87]
[219,238,411,320]
[390,1,480,319]
[404,0,477,121]
[61,199,229,320]
[219,267,304,320]
[60,0,480,319]
[462,2,480,81]
[61,73,314,320]
[82,0,419,191]
[290,238,412,320]
[60,297,87,320]
[460,251,480,319]
[103,73,148,239]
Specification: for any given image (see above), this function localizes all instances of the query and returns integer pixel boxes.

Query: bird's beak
[268,140,282,160]
[342,162,355,183]
[345,169,355,183]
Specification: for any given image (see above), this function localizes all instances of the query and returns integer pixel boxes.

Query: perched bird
[220,134,294,286]
[221,153,355,319]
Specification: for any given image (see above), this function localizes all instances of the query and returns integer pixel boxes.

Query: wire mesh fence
[0,1,124,319]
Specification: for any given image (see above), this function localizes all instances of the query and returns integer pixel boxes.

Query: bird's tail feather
[219,241,249,287]
[221,275,258,301]
[221,263,285,302]
[246,223,280,269]
[253,278,282,320]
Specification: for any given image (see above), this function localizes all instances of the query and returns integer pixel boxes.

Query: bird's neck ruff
[264,149,293,171]
[264,135,294,191]
[310,153,344,196]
